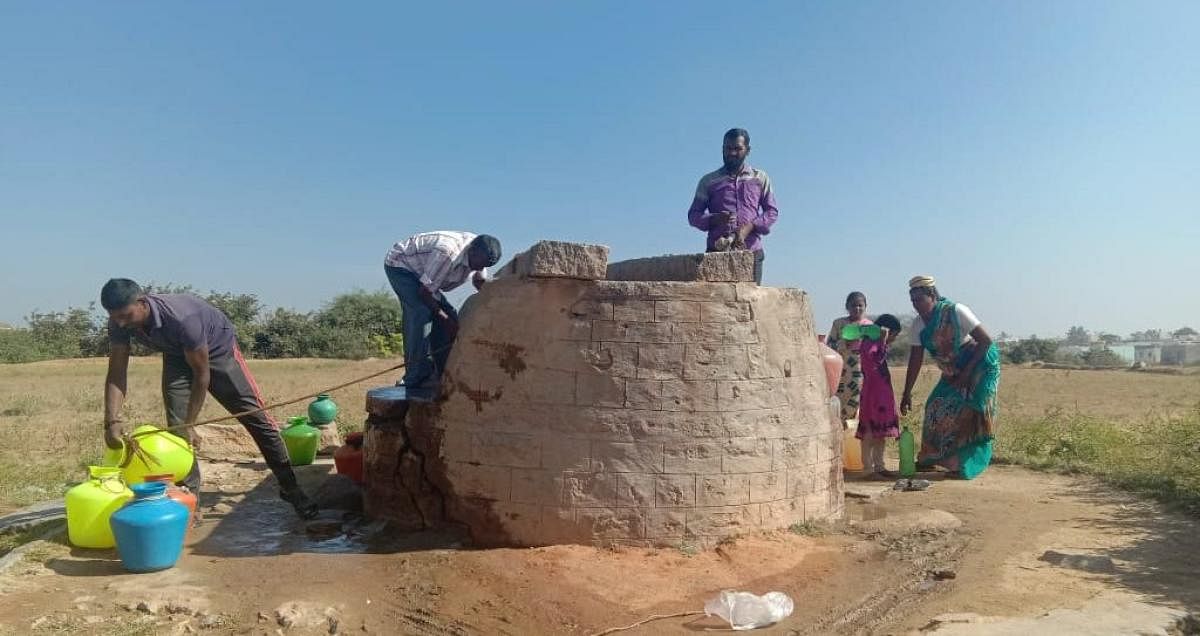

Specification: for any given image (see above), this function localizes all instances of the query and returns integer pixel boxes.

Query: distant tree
[204,291,263,352]
[1081,347,1126,367]
[315,291,403,340]
[5,285,410,364]
[1173,326,1198,338]
[1006,337,1059,364]
[1065,326,1091,346]
[1098,333,1122,345]
[0,329,41,363]
[26,305,104,359]
[311,291,405,359]
[252,308,319,359]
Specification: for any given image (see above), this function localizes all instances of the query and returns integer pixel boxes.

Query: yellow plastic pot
[65,466,133,548]
[102,424,195,485]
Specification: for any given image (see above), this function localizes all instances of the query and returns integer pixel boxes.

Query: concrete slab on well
[606,251,756,283]
[365,386,411,419]
[495,241,610,280]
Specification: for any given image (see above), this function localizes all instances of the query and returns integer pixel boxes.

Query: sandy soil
[1,460,1197,635]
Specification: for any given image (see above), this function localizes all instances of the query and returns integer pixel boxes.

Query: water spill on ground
[193,495,464,557]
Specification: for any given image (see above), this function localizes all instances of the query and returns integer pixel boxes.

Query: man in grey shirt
[101,278,317,520]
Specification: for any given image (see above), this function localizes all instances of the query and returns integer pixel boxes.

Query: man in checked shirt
[687,128,780,284]
[383,231,502,401]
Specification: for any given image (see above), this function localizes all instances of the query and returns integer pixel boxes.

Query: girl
[827,292,872,425]
[857,314,903,478]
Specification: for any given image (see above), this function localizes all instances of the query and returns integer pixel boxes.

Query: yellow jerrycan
[66,466,133,548]
[102,424,195,485]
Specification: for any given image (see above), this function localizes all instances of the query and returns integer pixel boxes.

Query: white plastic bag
[703,590,794,630]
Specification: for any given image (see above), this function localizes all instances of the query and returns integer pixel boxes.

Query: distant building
[1109,344,1135,363]
[1161,343,1200,366]
[1134,344,1162,365]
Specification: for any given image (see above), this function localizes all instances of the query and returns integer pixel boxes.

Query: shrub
[1006,337,1059,364]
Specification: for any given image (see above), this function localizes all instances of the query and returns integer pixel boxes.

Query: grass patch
[994,406,1200,514]
[1,395,43,417]
[788,521,827,537]
[20,540,61,565]
[0,526,43,557]
[101,617,160,636]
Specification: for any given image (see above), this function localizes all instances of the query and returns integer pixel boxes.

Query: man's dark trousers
[161,345,299,493]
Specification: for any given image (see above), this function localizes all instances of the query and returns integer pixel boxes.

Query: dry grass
[0,356,398,513]
[894,364,1200,423]
[895,365,1200,513]
[2,360,1199,516]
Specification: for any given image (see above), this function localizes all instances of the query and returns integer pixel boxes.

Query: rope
[116,345,453,467]
[589,611,704,636]
[129,360,407,439]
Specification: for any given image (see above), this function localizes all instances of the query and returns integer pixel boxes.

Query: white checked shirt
[384,231,484,293]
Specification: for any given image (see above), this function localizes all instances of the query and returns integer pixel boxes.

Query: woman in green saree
[899,275,1000,480]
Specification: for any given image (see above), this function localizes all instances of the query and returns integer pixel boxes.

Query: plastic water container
[281,416,320,466]
[899,429,916,477]
[843,421,864,471]
[143,474,198,528]
[307,393,339,426]
[840,323,882,342]
[66,466,133,549]
[334,432,365,484]
[110,482,189,573]
[102,424,195,485]
[818,342,843,397]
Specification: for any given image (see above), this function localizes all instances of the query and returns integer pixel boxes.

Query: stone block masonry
[606,251,756,283]
[364,244,843,548]
[495,240,609,280]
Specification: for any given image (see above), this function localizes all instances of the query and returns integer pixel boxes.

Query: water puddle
[193,498,462,558]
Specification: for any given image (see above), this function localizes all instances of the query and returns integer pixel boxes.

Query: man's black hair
[471,235,503,267]
[100,278,143,311]
[723,128,750,145]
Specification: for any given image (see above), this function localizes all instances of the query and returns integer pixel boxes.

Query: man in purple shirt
[687,128,780,284]
[101,278,317,520]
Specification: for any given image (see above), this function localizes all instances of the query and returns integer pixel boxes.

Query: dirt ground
[2,458,1197,635]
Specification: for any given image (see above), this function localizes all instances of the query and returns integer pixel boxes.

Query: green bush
[252,308,321,358]
[1006,337,1059,364]
[1080,347,1126,367]
[996,406,1200,514]
[0,329,42,363]
[3,288,408,363]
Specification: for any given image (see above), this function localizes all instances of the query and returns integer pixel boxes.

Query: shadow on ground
[1073,484,1200,610]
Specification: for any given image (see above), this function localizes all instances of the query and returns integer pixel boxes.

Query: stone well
[363,242,843,548]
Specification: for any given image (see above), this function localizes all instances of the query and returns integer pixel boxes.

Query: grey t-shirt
[108,294,236,358]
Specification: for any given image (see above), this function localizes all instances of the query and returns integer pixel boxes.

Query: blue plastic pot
[110,481,189,573]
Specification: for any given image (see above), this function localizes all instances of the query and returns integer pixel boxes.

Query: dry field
[1,358,1198,514]
[0,357,397,514]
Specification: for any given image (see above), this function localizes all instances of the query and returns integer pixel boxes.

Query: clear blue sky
[2,1,1197,338]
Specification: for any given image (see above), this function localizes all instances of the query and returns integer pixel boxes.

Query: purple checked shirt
[686,163,779,252]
